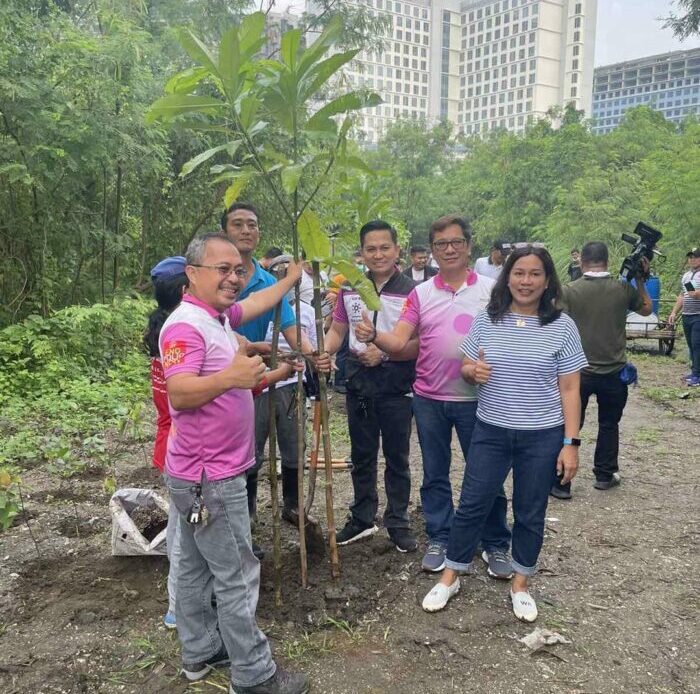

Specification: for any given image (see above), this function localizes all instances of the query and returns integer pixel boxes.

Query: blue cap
[150,256,186,281]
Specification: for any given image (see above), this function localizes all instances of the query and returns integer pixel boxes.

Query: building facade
[592,48,700,134]
[307,0,597,143]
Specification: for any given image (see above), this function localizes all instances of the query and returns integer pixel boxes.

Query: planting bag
[109,488,169,556]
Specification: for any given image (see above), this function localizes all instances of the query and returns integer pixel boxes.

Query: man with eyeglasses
[355,215,512,579]
[160,232,309,693]
[221,202,315,547]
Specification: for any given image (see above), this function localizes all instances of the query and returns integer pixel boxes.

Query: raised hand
[226,350,266,389]
[473,347,492,384]
[354,310,376,343]
[284,259,304,285]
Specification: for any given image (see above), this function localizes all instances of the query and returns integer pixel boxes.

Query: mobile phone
[685,282,696,292]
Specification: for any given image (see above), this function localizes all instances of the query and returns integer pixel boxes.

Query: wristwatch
[563,437,581,447]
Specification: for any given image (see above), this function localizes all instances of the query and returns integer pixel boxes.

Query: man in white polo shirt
[160,232,309,694]
[356,215,512,578]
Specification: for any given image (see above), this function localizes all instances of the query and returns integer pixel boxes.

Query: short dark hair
[144,273,188,357]
[410,245,428,254]
[220,202,259,230]
[359,219,398,246]
[581,242,608,265]
[487,246,563,326]
[492,239,507,251]
[263,246,283,259]
[429,215,472,244]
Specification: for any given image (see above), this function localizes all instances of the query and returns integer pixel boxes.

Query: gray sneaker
[481,549,513,580]
[421,541,446,572]
[230,667,310,694]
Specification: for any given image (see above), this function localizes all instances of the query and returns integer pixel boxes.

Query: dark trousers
[682,314,700,377]
[346,392,413,531]
[446,421,562,576]
[582,371,628,482]
[412,395,510,550]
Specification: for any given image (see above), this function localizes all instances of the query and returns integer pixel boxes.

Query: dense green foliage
[0,298,152,475]
[370,106,700,298]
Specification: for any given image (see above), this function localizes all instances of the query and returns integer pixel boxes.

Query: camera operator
[668,247,700,387]
[551,242,652,499]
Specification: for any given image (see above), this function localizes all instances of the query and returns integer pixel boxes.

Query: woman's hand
[461,348,492,385]
[557,445,579,485]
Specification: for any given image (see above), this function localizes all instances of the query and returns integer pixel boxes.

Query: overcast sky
[272,1,700,65]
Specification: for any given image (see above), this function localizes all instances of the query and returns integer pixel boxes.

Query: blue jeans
[413,395,511,550]
[166,472,275,688]
[445,420,563,577]
[683,313,700,377]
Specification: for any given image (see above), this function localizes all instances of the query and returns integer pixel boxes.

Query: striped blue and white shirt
[460,311,588,430]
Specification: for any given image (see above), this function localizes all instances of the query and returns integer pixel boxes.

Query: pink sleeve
[159,322,206,377]
[332,289,348,324]
[398,288,420,327]
[225,303,243,328]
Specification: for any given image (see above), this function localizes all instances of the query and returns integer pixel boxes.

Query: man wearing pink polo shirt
[160,232,309,694]
[356,215,511,578]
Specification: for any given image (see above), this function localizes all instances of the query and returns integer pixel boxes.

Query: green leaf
[305,92,383,132]
[281,163,305,195]
[165,66,210,94]
[179,141,241,178]
[298,209,330,260]
[238,94,262,130]
[303,50,360,100]
[239,12,267,58]
[145,95,226,124]
[218,26,241,97]
[177,28,219,76]
[327,259,381,311]
[281,29,302,70]
[298,15,344,76]
[223,172,255,208]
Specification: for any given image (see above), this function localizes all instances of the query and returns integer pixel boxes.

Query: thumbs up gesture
[225,349,267,389]
[355,310,377,343]
[473,347,492,384]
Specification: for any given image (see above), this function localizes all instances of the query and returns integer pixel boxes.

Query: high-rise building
[592,48,700,134]
[265,9,303,58]
[306,0,597,143]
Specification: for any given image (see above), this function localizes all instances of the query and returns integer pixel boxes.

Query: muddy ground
[0,350,698,694]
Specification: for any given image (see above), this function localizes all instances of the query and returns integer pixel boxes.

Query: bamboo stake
[267,300,283,607]
[312,260,340,579]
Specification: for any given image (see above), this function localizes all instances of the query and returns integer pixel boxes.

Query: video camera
[619,222,663,282]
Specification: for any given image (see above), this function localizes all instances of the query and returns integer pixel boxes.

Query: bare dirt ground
[1,350,698,694]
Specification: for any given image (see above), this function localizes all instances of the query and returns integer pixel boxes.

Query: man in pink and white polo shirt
[160,232,309,694]
[356,215,512,579]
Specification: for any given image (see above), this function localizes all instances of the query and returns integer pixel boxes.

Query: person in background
[352,249,367,273]
[473,240,508,280]
[356,215,511,577]
[552,242,652,499]
[422,245,587,623]
[161,232,308,693]
[668,247,700,387]
[259,246,283,271]
[403,244,438,284]
[567,248,583,282]
[144,256,188,630]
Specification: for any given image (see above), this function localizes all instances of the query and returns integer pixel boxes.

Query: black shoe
[252,542,266,561]
[230,666,310,694]
[550,482,572,500]
[594,473,621,491]
[335,518,378,546]
[183,643,229,681]
[388,528,418,553]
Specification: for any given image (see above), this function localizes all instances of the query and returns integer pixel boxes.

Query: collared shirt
[159,294,253,482]
[235,259,295,342]
[332,270,416,396]
[682,269,700,315]
[399,270,494,401]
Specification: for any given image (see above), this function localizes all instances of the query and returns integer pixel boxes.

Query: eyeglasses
[432,238,468,251]
[190,264,247,279]
[512,242,546,250]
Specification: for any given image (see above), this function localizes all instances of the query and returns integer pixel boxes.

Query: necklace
[515,318,526,327]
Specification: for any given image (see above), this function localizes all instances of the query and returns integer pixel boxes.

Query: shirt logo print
[162,340,187,368]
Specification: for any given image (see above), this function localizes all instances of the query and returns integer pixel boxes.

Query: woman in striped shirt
[422,246,587,622]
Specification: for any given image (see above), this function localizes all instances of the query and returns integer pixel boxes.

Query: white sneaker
[422,578,460,612]
[510,590,538,622]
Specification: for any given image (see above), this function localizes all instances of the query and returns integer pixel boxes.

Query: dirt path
[0,355,698,693]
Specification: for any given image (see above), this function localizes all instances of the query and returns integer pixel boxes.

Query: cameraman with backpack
[668,248,700,387]
[551,242,652,499]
